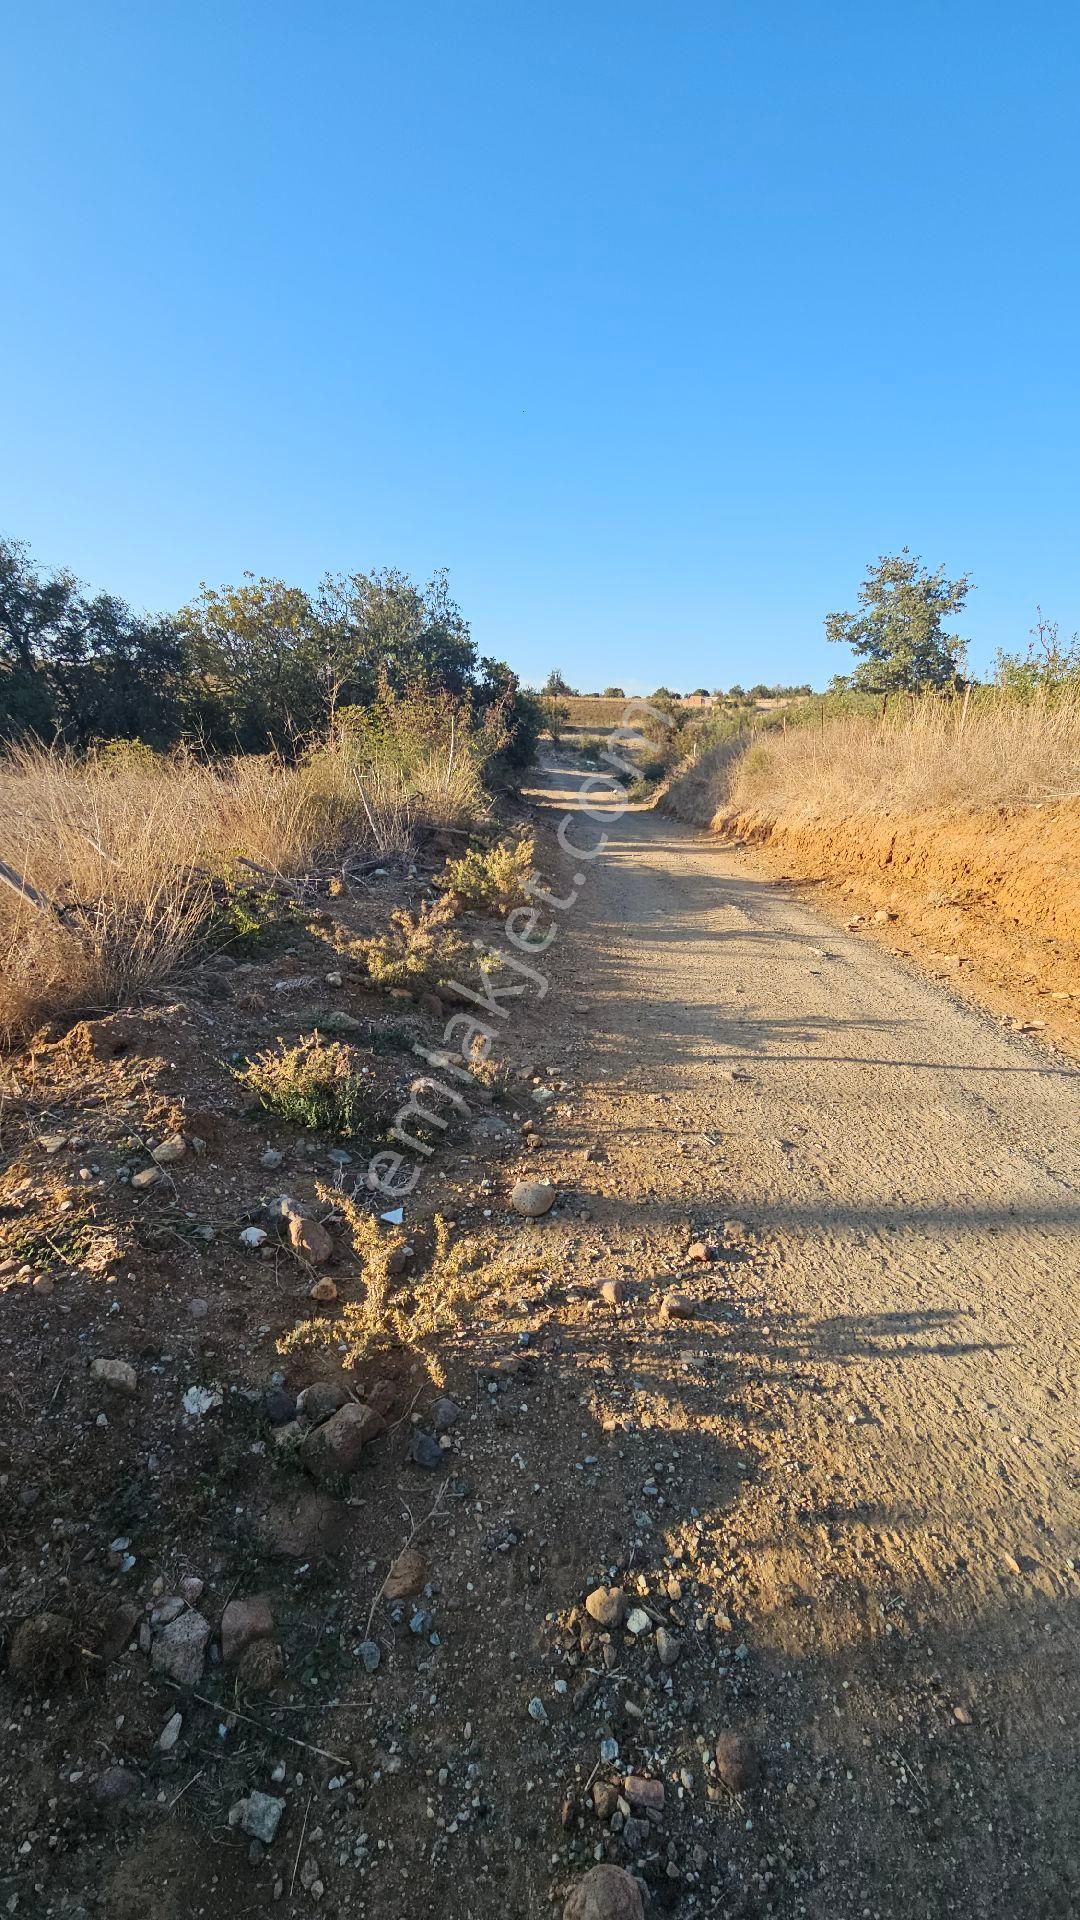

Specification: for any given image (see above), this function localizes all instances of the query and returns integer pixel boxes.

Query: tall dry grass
[717,690,1080,821]
[0,728,485,1041]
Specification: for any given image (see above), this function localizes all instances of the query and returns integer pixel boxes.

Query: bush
[442,835,535,911]
[234,1035,383,1135]
[355,896,467,993]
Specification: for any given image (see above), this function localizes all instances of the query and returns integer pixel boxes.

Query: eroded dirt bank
[661,789,1080,1057]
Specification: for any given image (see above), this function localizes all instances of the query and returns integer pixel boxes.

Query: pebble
[659,1292,696,1323]
[94,1766,139,1807]
[431,1396,461,1432]
[221,1594,275,1663]
[357,1640,381,1672]
[261,1149,285,1170]
[240,1227,268,1249]
[288,1213,334,1263]
[158,1711,183,1752]
[527,1696,548,1723]
[623,1775,664,1812]
[655,1627,682,1666]
[625,1607,651,1635]
[151,1134,186,1164]
[131,1165,163,1190]
[302,1402,385,1478]
[600,1279,629,1307]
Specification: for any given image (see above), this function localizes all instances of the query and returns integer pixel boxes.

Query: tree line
[0,537,540,762]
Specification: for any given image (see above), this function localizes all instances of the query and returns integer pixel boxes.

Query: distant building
[680,691,715,708]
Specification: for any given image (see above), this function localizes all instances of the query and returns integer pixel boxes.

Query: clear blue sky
[5,1,1079,692]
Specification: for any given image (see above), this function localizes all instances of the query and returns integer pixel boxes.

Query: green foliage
[234,1034,382,1134]
[540,696,570,742]
[0,536,189,746]
[212,876,285,954]
[826,549,972,693]
[602,686,625,699]
[543,669,576,696]
[443,834,535,911]
[0,535,539,774]
[356,896,467,992]
[995,610,1080,699]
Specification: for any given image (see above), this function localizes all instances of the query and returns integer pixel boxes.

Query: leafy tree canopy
[826,550,972,693]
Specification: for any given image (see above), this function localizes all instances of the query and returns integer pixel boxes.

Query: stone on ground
[563,1865,645,1920]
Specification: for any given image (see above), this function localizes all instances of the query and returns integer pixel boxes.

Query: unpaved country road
[529,760,1080,1917]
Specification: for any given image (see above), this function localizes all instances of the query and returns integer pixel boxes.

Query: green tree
[995,609,1080,698]
[602,685,625,699]
[0,536,187,745]
[543,669,575,696]
[826,550,972,693]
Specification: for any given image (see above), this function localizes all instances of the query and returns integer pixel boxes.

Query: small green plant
[356,895,467,992]
[442,834,535,912]
[213,877,285,954]
[233,1034,382,1134]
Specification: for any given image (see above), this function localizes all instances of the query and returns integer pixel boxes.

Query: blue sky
[4,1,1079,691]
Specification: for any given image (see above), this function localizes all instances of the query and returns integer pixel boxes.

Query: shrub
[233,1034,383,1135]
[442,835,535,912]
[355,896,467,993]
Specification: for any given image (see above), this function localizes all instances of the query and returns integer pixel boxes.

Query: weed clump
[442,835,535,912]
[355,897,467,993]
[233,1035,382,1135]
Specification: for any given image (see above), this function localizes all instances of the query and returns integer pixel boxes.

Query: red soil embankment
[692,795,1080,1054]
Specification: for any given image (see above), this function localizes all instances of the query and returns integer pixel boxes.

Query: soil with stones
[0,766,1077,1920]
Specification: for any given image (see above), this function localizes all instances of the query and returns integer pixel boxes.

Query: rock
[655,1627,681,1667]
[419,991,444,1019]
[262,1489,347,1559]
[38,1132,68,1154]
[240,1226,268,1249]
[90,1357,137,1395]
[150,1595,186,1629]
[188,1297,209,1319]
[563,1865,645,1920]
[288,1213,333,1263]
[510,1179,556,1218]
[180,1576,205,1605]
[260,1148,285,1170]
[308,1277,338,1302]
[410,1430,443,1471]
[386,1244,414,1277]
[301,1401,385,1479]
[131,1165,163,1190]
[8,1612,74,1689]
[687,1239,716,1263]
[158,1711,183,1752]
[151,1134,186,1165]
[263,1385,297,1426]
[236,1638,285,1693]
[527,1696,548,1723]
[150,1611,211,1687]
[357,1640,381,1672]
[297,1382,349,1424]
[592,1780,620,1820]
[94,1766,139,1807]
[585,1586,627,1629]
[383,1546,426,1601]
[431,1395,461,1432]
[221,1595,274,1663]
[714,1730,759,1792]
[231,1790,285,1845]
[625,1607,651,1635]
[600,1279,629,1307]
[623,1774,665,1812]
[659,1292,696,1323]
[99,1602,141,1662]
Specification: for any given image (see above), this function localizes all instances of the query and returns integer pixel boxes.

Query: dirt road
[523,760,1080,1917]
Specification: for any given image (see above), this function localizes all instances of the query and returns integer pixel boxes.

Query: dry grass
[0,728,484,1042]
[693,691,1080,823]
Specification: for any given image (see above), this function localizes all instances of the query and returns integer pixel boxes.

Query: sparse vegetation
[233,1034,383,1135]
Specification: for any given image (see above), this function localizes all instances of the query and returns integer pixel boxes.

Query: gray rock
[221,1594,274,1663]
[431,1396,461,1432]
[94,1765,139,1807]
[231,1790,285,1844]
[655,1626,682,1667]
[150,1610,210,1687]
[357,1640,381,1672]
[90,1357,137,1395]
[301,1401,385,1479]
[585,1586,627,1629]
[510,1179,556,1218]
[158,1710,183,1752]
[563,1865,644,1919]
[410,1430,443,1471]
[263,1385,297,1426]
[296,1381,349,1424]
[260,1148,284,1170]
[261,1489,347,1559]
